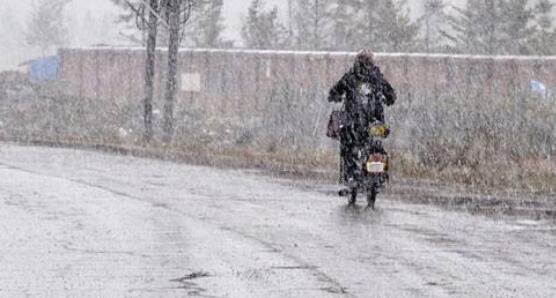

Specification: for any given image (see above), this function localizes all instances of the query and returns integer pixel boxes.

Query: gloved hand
[328,94,340,103]
[384,126,391,138]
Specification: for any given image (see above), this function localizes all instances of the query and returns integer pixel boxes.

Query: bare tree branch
[122,0,170,30]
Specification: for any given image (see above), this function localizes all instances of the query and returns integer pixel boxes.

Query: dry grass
[8,131,555,196]
[1,81,555,196]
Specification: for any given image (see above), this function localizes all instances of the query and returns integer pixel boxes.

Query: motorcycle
[338,122,390,209]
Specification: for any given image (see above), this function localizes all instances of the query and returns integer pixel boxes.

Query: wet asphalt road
[0,143,555,297]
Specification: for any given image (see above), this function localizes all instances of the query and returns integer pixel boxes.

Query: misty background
[2,0,556,193]
[0,0,472,71]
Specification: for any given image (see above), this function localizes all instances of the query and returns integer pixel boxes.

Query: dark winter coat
[328,60,396,145]
[328,61,396,122]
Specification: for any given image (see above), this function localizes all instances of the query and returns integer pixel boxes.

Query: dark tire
[339,154,346,184]
[367,188,377,209]
[348,188,357,205]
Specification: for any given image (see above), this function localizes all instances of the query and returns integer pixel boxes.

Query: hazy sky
[2,0,432,43]
[0,0,460,70]
[1,0,290,42]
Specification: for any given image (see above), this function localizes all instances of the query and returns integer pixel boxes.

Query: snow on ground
[0,143,555,297]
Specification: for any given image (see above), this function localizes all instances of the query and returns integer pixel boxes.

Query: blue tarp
[28,56,60,82]
[530,80,546,92]
[530,80,548,98]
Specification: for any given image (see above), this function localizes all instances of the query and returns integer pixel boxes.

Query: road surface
[0,143,555,297]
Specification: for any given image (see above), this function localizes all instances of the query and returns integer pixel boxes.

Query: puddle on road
[333,204,385,226]
[171,271,210,282]
[321,285,348,294]
[170,271,211,295]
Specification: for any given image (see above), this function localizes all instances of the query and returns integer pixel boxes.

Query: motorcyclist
[327,50,396,185]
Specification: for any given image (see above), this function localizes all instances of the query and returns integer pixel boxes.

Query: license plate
[367,162,385,173]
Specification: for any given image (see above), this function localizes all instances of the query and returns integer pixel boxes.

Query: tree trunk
[163,0,181,143]
[144,0,158,143]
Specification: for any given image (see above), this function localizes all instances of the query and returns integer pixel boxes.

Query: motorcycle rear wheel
[348,187,357,205]
[367,188,377,209]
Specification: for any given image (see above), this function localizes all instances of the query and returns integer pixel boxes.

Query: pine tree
[373,0,420,52]
[529,0,556,55]
[329,0,359,50]
[421,0,449,53]
[329,0,419,52]
[448,0,540,55]
[26,0,71,55]
[188,0,228,48]
[447,0,505,55]
[241,0,289,50]
[293,0,334,50]
[499,0,535,54]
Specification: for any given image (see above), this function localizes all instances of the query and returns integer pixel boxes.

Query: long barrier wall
[57,47,556,150]
[59,47,556,107]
